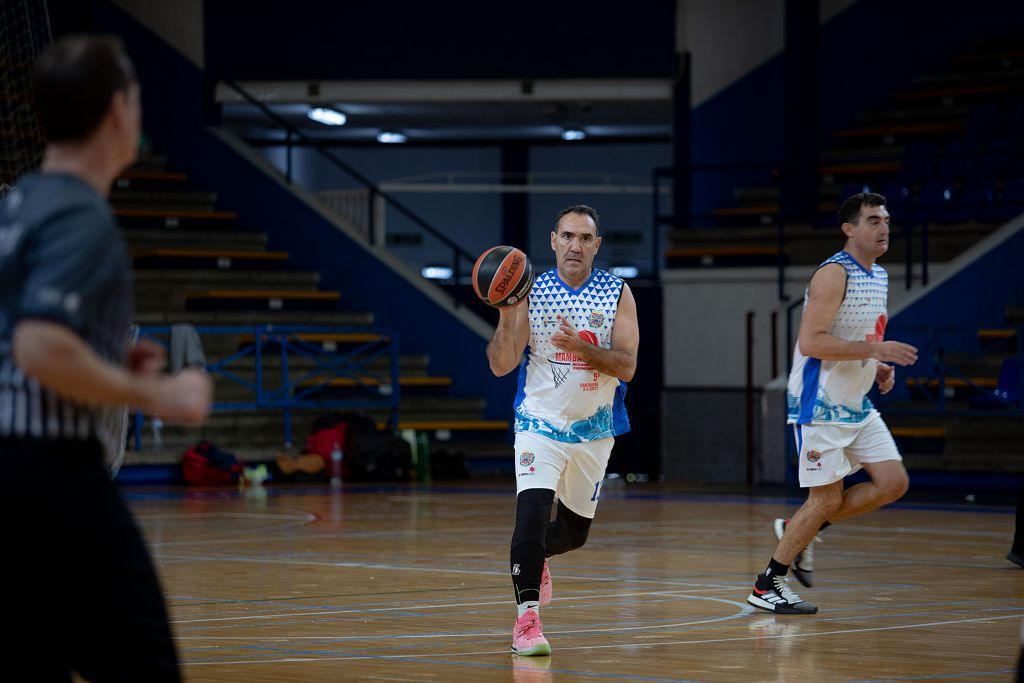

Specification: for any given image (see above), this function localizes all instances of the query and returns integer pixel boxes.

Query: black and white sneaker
[747,574,818,614]
[773,518,818,588]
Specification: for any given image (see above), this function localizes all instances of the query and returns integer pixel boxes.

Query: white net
[0,0,50,197]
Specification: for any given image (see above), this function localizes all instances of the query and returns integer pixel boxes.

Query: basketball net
[0,0,50,193]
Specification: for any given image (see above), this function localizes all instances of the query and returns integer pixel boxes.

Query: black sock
[763,557,789,581]
[819,521,831,532]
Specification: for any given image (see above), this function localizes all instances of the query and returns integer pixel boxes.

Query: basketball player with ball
[479,204,639,656]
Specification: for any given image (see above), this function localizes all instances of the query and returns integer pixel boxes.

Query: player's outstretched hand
[870,340,918,366]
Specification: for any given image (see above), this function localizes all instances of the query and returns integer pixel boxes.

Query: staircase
[116,154,510,475]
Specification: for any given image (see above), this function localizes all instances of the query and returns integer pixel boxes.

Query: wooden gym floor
[121,482,1022,682]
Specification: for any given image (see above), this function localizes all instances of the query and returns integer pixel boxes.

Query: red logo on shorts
[806,450,822,463]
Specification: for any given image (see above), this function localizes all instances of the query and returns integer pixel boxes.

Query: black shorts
[0,438,180,682]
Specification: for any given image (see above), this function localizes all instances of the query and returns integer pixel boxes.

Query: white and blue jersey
[514,267,630,443]
[787,251,888,426]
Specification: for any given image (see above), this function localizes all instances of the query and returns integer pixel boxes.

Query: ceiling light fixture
[377,130,408,144]
[307,107,347,126]
[561,128,586,141]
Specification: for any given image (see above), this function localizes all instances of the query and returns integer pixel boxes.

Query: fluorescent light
[561,128,586,141]
[611,266,638,278]
[307,107,347,126]
[421,266,453,280]
[377,131,407,144]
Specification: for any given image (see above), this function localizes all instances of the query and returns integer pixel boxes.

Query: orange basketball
[472,245,534,307]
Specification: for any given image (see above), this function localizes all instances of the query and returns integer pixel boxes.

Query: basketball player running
[487,204,639,655]
[747,192,917,614]
[0,36,212,680]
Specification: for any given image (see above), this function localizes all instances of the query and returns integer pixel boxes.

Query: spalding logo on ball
[472,245,534,308]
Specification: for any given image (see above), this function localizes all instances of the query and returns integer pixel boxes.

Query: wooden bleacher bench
[977,329,1017,340]
[666,245,781,258]
[819,161,901,175]
[132,248,288,261]
[834,121,965,138]
[184,289,340,302]
[239,332,389,344]
[380,420,509,432]
[891,426,946,438]
[115,208,236,220]
[894,83,1021,101]
[299,376,452,388]
[119,170,187,182]
[907,377,999,389]
[712,200,836,218]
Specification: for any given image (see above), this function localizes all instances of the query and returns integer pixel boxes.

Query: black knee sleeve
[545,501,592,556]
[510,488,554,604]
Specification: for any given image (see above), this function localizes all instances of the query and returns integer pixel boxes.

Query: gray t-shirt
[0,173,133,454]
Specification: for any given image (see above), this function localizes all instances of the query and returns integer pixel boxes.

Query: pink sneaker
[539,560,552,606]
[511,609,551,656]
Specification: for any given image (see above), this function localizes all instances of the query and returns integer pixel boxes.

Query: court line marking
[182,612,1024,666]
[844,670,1017,682]
[172,590,747,626]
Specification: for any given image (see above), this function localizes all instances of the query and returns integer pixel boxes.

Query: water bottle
[152,416,163,453]
[330,442,343,487]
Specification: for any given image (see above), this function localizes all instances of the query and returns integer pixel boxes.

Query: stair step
[891,426,946,438]
[134,310,374,326]
[297,376,452,388]
[892,82,1024,103]
[908,377,999,389]
[117,209,237,230]
[115,171,188,191]
[133,248,289,271]
[854,105,971,125]
[132,269,319,287]
[111,189,217,206]
[978,329,1018,340]
[123,229,268,249]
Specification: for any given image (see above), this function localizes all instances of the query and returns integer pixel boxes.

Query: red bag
[182,441,243,486]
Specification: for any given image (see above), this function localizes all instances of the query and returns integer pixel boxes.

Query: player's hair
[555,204,600,233]
[837,192,887,226]
[34,35,137,143]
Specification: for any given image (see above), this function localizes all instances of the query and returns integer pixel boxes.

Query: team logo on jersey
[520,451,535,467]
[806,449,822,463]
[588,310,605,328]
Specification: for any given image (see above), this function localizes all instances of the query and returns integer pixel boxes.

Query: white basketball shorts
[793,412,902,488]
[514,431,614,518]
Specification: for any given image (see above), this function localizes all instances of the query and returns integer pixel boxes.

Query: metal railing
[133,324,401,448]
[220,80,478,299]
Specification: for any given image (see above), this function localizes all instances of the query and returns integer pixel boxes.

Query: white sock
[517,601,540,618]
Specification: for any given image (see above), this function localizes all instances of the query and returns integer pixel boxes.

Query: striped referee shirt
[0,173,133,457]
